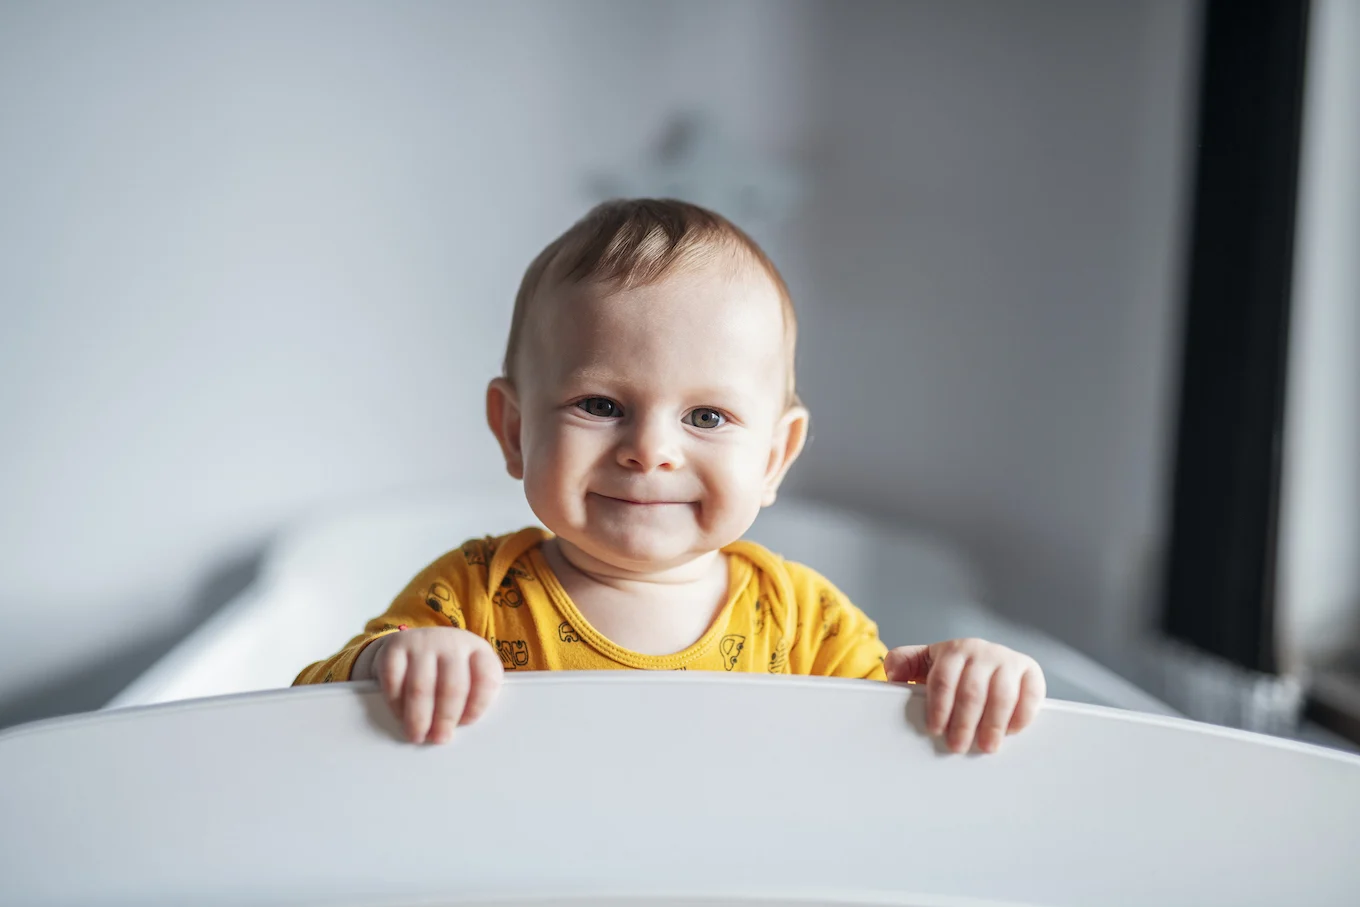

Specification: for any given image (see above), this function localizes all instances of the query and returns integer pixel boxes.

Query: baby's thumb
[883,645,932,683]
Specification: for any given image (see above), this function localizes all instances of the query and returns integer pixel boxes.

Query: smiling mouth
[594,493,690,507]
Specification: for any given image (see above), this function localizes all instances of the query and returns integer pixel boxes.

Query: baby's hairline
[501,199,801,406]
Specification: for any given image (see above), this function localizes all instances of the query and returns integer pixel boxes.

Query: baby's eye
[577,397,622,418]
[685,408,726,430]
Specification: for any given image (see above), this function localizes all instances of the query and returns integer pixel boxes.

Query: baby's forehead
[564,265,782,347]
[527,262,790,391]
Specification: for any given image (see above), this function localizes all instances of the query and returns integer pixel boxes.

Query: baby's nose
[617,415,683,472]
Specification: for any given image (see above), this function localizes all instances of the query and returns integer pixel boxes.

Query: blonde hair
[503,198,799,405]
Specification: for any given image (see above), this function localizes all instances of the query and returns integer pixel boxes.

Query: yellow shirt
[294,527,889,684]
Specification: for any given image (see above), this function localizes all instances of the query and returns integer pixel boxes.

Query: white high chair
[3,673,1358,906]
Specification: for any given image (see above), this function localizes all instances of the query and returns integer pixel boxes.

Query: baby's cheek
[701,447,770,530]
[533,431,607,512]
[519,469,558,528]
[520,440,571,513]
[524,421,572,474]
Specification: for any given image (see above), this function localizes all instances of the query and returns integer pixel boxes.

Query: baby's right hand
[357,628,504,744]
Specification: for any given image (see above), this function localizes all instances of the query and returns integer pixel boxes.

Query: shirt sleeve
[784,561,889,681]
[293,545,484,685]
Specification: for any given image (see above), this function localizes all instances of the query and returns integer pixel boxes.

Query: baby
[296,199,1045,753]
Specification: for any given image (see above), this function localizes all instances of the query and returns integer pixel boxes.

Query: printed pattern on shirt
[462,538,491,566]
[768,637,789,673]
[425,581,464,629]
[493,565,532,608]
[493,637,530,669]
[820,590,842,641]
[720,634,745,671]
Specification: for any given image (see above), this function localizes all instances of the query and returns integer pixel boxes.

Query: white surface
[106,490,1173,716]
[5,674,1360,907]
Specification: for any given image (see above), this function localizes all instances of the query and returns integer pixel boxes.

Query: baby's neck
[547,537,723,588]
[541,538,730,656]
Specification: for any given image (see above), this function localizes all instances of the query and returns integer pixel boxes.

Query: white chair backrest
[6,674,1359,906]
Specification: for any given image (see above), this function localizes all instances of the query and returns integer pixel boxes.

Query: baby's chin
[527,493,750,574]
[551,518,724,575]
[577,527,704,572]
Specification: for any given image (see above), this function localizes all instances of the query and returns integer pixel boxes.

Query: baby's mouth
[592,492,691,507]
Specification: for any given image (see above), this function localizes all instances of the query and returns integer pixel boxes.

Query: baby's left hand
[883,638,1046,754]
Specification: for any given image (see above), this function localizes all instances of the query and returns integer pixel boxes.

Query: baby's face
[495,261,803,573]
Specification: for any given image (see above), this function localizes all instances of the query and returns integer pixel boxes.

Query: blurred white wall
[0,0,814,715]
[791,0,1200,675]
[0,0,1200,716]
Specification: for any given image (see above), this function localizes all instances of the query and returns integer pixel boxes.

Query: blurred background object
[1,0,1356,749]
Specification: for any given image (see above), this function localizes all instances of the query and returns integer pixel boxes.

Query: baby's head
[487,199,808,573]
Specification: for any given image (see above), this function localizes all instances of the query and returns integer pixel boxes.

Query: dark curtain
[1162,0,1311,674]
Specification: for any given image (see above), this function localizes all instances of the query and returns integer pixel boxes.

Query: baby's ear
[486,378,525,480]
[762,404,809,506]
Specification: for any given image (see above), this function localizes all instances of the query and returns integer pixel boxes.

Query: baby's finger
[428,653,470,745]
[925,651,966,736]
[402,652,438,743]
[1008,665,1046,733]
[946,661,992,754]
[976,668,1021,754]
[461,645,505,726]
[376,643,408,715]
